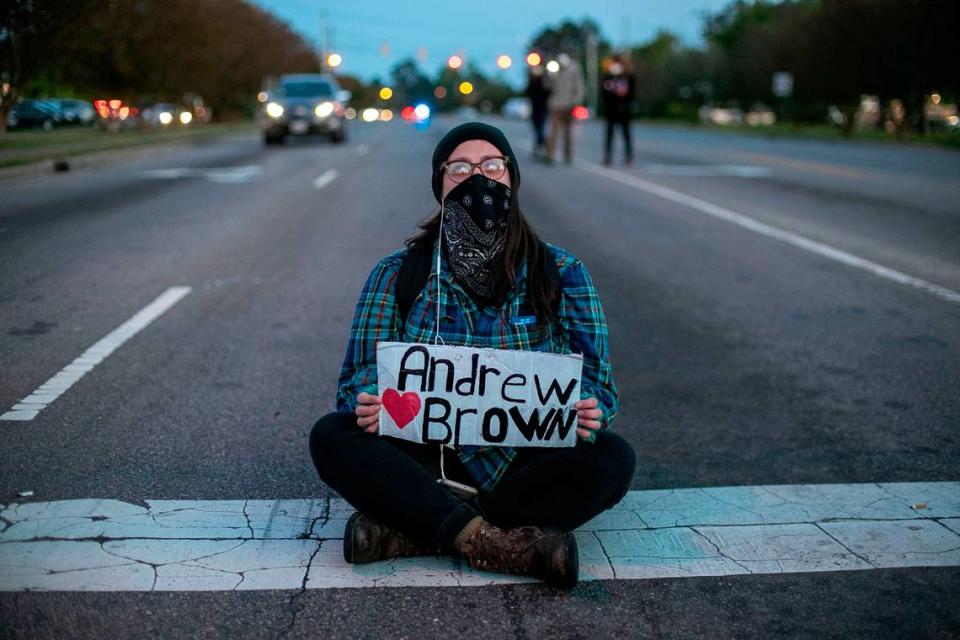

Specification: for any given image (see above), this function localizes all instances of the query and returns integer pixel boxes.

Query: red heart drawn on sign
[381,389,421,429]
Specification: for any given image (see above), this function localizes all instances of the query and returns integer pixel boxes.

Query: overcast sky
[252,0,732,87]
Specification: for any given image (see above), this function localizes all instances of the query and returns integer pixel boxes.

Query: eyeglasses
[440,156,509,182]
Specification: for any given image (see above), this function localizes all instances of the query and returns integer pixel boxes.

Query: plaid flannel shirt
[336,239,619,492]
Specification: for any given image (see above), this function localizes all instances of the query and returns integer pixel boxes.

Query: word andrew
[376,342,583,448]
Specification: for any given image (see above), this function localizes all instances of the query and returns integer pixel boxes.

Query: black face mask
[441,174,512,300]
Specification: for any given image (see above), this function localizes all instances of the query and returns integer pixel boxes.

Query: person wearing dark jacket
[525,62,551,160]
[601,54,636,166]
[309,122,635,588]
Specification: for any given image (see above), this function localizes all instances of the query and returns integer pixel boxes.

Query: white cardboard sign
[376,342,583,448]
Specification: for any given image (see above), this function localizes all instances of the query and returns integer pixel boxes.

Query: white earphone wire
[435,199,448,474]
[434,199,445,346]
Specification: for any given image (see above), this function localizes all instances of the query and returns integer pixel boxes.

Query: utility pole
[326,23,333,69]
[319,10,329,71]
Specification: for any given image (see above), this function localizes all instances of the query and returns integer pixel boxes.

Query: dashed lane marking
[312,169,339,190]
[140,165,262,184]
[1,286,192,421]
[1,482,957,591]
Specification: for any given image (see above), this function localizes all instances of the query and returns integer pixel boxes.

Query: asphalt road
[1,116,958,638]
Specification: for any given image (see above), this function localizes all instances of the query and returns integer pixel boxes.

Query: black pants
[604,115,633,162]
[531,109,548,149]
[309,411,636,554]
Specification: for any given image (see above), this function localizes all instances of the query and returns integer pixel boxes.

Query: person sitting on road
[309,122,635,588]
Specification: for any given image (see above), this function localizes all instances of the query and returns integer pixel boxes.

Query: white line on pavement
[312,169,339,190]
[576,159,960,305]
[140,165,261,184]
[0,286,192,422]
[1,482,957,591]
[638,163,772,177]
[203,165,262,184]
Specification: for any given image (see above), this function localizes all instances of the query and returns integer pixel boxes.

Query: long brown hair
[405,202,559,328]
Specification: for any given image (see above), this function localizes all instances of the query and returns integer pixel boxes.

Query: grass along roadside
[0,121,256,169]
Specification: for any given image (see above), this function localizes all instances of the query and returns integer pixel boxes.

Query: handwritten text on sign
[376,342,583,448]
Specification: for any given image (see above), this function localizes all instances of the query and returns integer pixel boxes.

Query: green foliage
[529,19,607,62]
[390,59,433,105]
[4,0,958,136]
[704,0,785,51]
[637,0,959,132]
[2,0,320,123]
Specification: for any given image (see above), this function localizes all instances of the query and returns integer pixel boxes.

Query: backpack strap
[396,245,433,326]
[539,243,561,312]
[395,241,562,326]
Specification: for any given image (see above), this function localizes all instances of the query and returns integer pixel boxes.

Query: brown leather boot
[343,512,439,564]
[459,521,579,589]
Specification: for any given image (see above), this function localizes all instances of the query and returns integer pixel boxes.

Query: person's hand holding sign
[355,392,382,433]
[575,397,602,442]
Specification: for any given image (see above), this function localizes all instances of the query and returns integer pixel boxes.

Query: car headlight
[179,111,193,125]
[158,111,173,125]
[315,102,334,118]
[266,102,284,118]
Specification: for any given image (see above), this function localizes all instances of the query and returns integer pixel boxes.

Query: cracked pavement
[2,482,958,592]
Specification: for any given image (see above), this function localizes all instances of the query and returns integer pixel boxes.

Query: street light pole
[319,10,329,72]
[586,31,598,112]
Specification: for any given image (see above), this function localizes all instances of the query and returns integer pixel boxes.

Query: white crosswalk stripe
[1,482,957,591]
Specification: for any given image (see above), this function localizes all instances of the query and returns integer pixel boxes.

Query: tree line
[1,0,319,134]
[3,0,957,136]
[607,0,958,133]
[416,1,959,134]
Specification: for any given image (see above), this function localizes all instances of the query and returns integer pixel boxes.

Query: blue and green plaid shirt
[336,239,619,492]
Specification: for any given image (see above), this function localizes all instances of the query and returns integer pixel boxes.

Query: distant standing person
[601,54,635,166]
[545,53,584,165]
[525,62,551,160]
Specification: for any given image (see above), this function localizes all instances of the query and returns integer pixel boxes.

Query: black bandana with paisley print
[441,173,512,300]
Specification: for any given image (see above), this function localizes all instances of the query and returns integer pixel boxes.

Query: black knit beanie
[431,121,520,203]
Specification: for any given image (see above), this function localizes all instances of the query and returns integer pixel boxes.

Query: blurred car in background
[925,93,959,131]
[699,105,745,126]
[259,73,350,145]
[141,102,192,127]
[399,104,431,123]
[54,99,96,126]
[93,99,140,130]
[502,97,531,120]
[745,104,776,126]
[6,100,62,130]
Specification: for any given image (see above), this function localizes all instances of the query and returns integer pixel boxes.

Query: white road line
[140,165,261,184]
[203,165,262,184]
[638,163,772,177]
[1,482,957,591]
[1,287,192,422]
[576,158,960,305]
[312,169,339,190]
